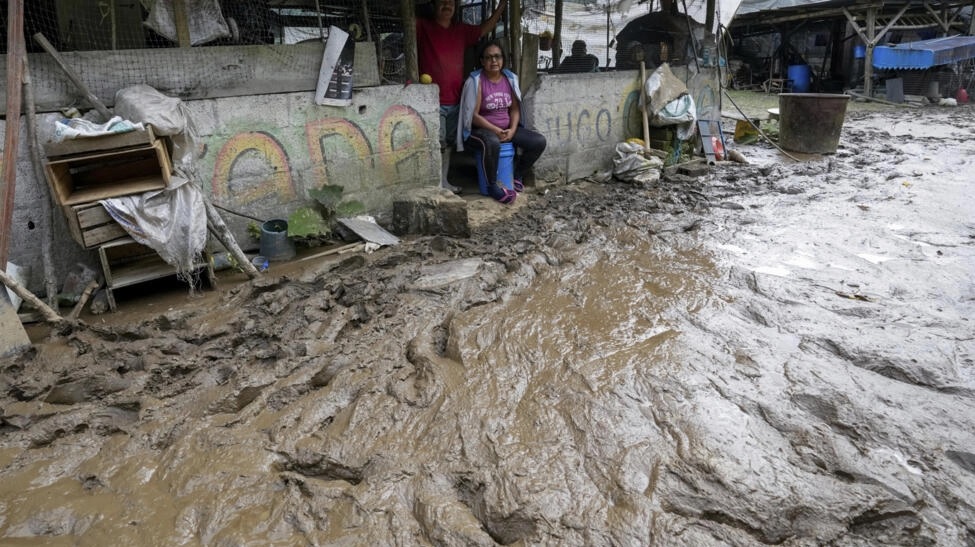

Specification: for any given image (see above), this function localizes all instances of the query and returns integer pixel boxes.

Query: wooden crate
[43,126,157,158]
[63,202,128,249]
[98,237,215,311]
[44,138,171,206]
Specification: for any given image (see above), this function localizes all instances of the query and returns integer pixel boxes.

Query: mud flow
[2,108,974,546]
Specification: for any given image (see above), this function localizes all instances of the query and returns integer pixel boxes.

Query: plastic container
[473,142,515,196]
[251,255,269,272]
[787,64,811,93]
[853,44,866,59]
[259,219,295,262]
[778,93,850,154]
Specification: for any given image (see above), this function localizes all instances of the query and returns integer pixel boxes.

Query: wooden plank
[62,175,168,206]
[82,223,128,248]
[1,0,25,269]
[0,43,379,114]
[43,126,155,158]
[75,203,113,228]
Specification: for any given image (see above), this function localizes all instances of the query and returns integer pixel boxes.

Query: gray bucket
[778,93,850,154]
[259,219,295,262]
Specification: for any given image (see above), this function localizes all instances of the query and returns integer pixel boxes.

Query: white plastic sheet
[100,176,207,280]
[143,0,230,46]
[613,142,664,184]
[115,84,201,172]
[52,116,143,143]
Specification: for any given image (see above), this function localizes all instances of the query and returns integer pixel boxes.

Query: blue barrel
[787,64,811,93]
[474,142,515,196]
[853,45,866,59]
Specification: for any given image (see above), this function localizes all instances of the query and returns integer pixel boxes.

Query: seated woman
[457,40,547,204]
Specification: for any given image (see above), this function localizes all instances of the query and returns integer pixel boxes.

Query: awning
[873,35,975,69]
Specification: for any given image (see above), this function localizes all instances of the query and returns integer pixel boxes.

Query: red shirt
[416,18,482,106]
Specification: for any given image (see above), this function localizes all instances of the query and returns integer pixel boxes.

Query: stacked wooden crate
[43,126,170,249]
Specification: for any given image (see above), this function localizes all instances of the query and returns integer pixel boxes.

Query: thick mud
[2,107,974,546]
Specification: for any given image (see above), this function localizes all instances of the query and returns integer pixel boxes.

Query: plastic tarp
[873,35,975,69]
[143,0,230,46]
[645,63,698,141]
[105,85,208,281]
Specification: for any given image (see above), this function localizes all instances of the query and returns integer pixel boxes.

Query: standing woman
[458,40,547,204]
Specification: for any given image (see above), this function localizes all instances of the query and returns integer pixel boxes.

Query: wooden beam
[706,0,716,31]
[553,0,563,69]
[510,0,522,77]
[32,33,113,120]
[874,3,911,44]
[174,0,192,48]
[401,0,418,82]
[864,6,875,97]
[1,0,25,268]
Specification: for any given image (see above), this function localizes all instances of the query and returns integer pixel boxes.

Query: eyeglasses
[482,54,503,61]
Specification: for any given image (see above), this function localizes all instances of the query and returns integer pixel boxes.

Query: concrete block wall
[523,66,721,183]
[1,84,441,295]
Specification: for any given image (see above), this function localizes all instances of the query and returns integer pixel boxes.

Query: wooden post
[864,6,875,97]
[553,0,563,70]
[706,0,716,32]
[510,0,522,77]
[201,196,260,279]
[0,268,65,326]
[1,0,25,269]
[32,33,113,120]
[640,61,650,150]
[402,0,418,82]
[970,0,975,35]
[174,0,192,48]
[22,58,60,307]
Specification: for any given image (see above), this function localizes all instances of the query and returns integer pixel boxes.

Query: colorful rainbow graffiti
[211,105,431,204]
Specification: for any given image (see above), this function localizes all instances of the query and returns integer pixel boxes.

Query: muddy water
[2,108,974,546]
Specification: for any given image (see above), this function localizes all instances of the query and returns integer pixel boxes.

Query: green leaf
[309,185,345,207]
[287,207,330,238]
[335,200,366,217]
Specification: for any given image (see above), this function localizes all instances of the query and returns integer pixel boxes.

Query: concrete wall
[1,84,440,295]
[524,66,721,183]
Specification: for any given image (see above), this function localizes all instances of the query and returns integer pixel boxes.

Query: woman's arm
[479,0,508,37]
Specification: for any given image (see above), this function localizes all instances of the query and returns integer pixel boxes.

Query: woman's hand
[498,127,515,142]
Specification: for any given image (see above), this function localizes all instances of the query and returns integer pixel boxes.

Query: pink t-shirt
[479,75,512,130]
[416,18,482,106]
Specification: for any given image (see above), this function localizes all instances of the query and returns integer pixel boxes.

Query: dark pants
[465,126,547,184]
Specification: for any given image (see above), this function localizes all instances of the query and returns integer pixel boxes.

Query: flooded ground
[2,101,974,546]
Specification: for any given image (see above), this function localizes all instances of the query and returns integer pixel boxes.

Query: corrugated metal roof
[873,35,975,69]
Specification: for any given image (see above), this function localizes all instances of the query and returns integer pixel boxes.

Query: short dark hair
[479,39,506,60]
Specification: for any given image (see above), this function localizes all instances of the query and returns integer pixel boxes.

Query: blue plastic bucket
[259,219,295,262]
[787,64,811,93]
[853,44,866,59]
[474,142,515,196]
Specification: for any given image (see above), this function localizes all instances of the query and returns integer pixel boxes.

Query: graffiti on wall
[211,105,432,205]
[538,72,718,147]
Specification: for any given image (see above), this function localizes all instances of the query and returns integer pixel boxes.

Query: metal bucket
[259,219,295,262]
[778,93,850,154]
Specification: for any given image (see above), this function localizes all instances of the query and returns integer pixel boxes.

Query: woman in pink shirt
[458,41,547,204]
